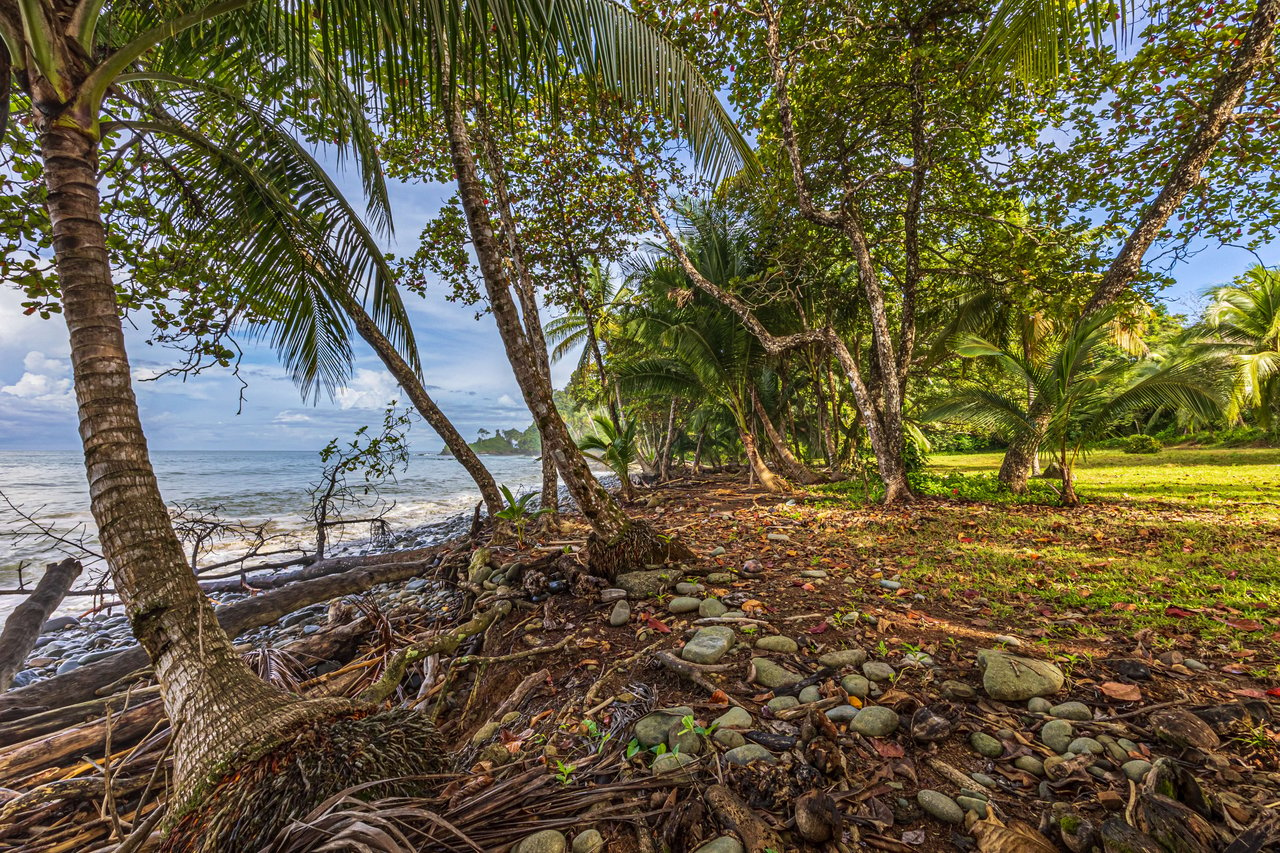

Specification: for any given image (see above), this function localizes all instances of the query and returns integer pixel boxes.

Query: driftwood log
[0,544,457,734]
[0,559,82,691]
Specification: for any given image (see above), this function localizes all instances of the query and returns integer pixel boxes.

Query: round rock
[667,596,701,614]
[826,704,858,723]
[917,790,964,824]
[515,830,567,853]
[681,627,736,665]
[754,635,798,653]
[862,661,895,682]
[819,648,868,669]
[969,731,1003,758]
[1050,701,1092,721]
[852,705,899,737]
[573,829,605,853]
[699,598,728,618]
[724,744,775,765]
[1040,719,1075,754]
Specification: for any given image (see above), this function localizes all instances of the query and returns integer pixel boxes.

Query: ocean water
[0,450,546,621]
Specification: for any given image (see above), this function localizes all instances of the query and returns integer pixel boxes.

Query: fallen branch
[0,544,459,731]
[357,600,513,704]
[0,559,82,691]
[704,783,785,853]
[654,651,746,708]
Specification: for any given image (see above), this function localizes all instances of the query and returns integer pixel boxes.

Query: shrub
[1123,434,1163,454]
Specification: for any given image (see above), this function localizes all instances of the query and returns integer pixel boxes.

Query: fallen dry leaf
[1099,681,1141,701]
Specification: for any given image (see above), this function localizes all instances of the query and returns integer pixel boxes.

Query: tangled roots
[585,519,693,581]
[163,707,445,853]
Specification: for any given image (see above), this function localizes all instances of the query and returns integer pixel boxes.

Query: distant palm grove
[1,0,1278,847]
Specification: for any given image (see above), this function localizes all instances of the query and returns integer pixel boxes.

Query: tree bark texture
[0,559,81,691]
[40,122,294,786]
[444,97,633,541]
[740,429,786,493]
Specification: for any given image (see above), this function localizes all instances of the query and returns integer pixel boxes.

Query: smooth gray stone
[1040,719,1075,754]
[819,648,868,669]
[754,635,798,653]
[917,790,963,824]
[681,627,736,665]
[852,705,899,737]
[724,744,775,765]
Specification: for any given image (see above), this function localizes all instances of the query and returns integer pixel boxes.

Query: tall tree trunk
[339,292,503,518]
[751,386,822,484]
[444,97,682,575]
[41,122,295,787]
[693,425,706,473]
[473,105,562,524]
[658,398,677,481]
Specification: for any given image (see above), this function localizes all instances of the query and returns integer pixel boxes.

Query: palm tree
[619,297,787,492]
[978,0,1280,488]
[545,263,634,424]
[1185,267,1280,432]
[577,413,640,500]
[1,0,748,840]
[926,309,1222,505]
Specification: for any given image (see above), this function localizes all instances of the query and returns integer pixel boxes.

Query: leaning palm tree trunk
[751,387,823,484]
[42,120,300,788]
[443,97,684,575]
[338,291,504,518]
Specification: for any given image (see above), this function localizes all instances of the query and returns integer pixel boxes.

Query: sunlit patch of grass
[818,447,1280,656]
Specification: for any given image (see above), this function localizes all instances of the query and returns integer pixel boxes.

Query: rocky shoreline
[11,478,614,690]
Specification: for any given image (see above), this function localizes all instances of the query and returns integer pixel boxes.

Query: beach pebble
[724,744,775,765]
[826,704,859,723]
[917,790,964,824]
[862,661,895,682]
[572,830,604,853]
[841,675,870,698]
[1122,759,1153,781]
[681,627,735,665]
[1041,719,1075,753]
[819,648,868,669]
[667,596,701,614]
[693,837,744,853]
[515,830,567,853]
[698,598,727,618]
[977,650,1064,701]
[767,696,800,712]
[754,635,798,653]
[713,706,753,729]
[751,658,801,688]
[969,732,1003,758]
[609,600,631,627]
[852,705,899,737]
[1050,701,1092,721]
[799,685,821,703]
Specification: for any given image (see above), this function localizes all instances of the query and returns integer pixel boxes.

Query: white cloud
[335,368,401,410]
[497,393,518,407]
[1,350,75,410]
[272,411,314,424]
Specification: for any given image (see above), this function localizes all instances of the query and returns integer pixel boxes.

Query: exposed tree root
[162,705,446,853]
[584,519,692,581]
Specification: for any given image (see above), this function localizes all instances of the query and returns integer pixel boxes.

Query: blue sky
[0,156,1273,453]
[0,169,579,453]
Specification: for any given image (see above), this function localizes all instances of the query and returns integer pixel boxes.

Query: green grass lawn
[823,446,1280,676]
